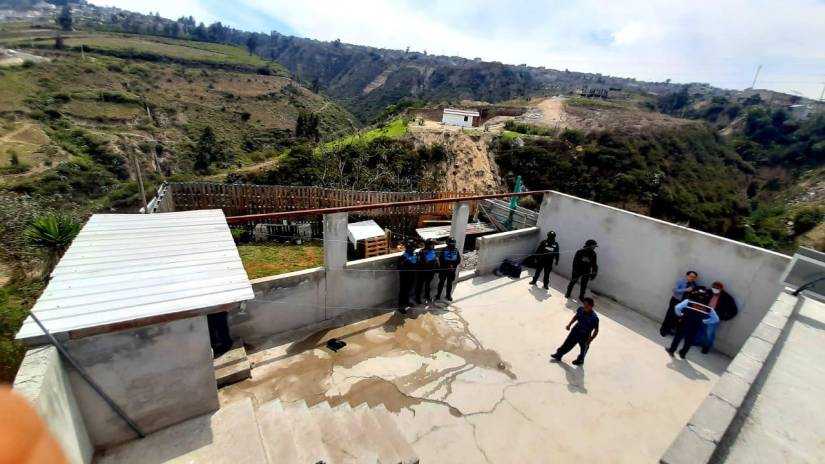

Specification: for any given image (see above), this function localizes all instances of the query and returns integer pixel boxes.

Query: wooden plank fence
[152,182,472,218]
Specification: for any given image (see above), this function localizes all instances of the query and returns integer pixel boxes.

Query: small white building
[441,108,480,128]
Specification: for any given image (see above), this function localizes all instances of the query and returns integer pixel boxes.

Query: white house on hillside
[442,108,480,127]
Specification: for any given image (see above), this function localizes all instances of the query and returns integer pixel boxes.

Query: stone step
[281,400,332,464]
[256,399,300,464]
[332,403,382,463]
[213,343,251,387]
[96,398,267,464]
[352,403,404,464]
[371,405,419,464]
[310,402,378,464]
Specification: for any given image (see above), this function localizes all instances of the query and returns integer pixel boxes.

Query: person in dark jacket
[551,297,599,365]
[667,287,719,359]
[530,231,560,289]
[436,237,462,301]
[660,270,700,336]
[415,239,439,304]
[694,281,738,353]
[565,239,598,300]
[397,240,418,313]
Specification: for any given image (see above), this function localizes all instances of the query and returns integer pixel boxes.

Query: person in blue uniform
[397,240,418,313]
[415,239,439,304]
[530,230,560,289]
[436,237,462,301]
[565,239,598,300]
[551,297,599,365]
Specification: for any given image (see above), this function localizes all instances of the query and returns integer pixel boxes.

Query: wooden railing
[150,182,471,217]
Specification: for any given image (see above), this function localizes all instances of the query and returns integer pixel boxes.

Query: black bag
[497,258,523,278]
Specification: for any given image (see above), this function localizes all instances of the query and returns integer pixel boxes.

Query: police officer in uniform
[530,231,560,289]
[397,240,418,313]
[415,239,439,304]
[565,239,598,300]
[436,237,462,301]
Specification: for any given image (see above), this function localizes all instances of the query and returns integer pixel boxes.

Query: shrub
[25,213,82,277]
[793,207,824,235]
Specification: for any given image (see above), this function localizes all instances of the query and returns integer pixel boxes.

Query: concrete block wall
[13,346,93,464]
[231,267,326,341]
[64,316,219,447]
[540,191,791,357]
[476,227,540,275]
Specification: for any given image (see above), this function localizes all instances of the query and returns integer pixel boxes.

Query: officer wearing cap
[436,237,462,301]
[397,240,418,313]
[565,239,599,300]
[415,239,439,304]
[530,230,560,289]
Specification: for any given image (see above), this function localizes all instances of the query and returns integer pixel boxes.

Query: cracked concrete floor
[220,273,730,463]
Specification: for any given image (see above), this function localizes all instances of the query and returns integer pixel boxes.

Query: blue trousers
[693,323,718,350]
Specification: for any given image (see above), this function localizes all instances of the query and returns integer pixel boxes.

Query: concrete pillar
[450,201,470,251]
[323,212,348,319]
[323,212,348,270]
[535,192,555,238]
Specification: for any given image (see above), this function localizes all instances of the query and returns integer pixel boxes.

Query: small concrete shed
[16,209,254,447]
[442,108,480,127]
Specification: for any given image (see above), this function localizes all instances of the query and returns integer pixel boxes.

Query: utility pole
[132,154,148,213]
[820,78,825,102]
[749,64,762,89]
[80,44,85,61]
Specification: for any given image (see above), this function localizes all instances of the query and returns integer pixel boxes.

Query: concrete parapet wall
[476,227,540,275]
[233,254,402,341]
[13,346,93,464]
[64,316,218,447]
[660,291,802,464]
[542,192,791,357]
[232,267,326,341]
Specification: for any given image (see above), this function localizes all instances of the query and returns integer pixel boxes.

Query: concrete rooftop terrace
[219,271,730,463]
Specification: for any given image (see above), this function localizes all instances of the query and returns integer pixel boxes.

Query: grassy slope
[0,26,357,381]
[237,243,323,279]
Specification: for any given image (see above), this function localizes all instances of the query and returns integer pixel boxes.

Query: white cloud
[90,0,825,98]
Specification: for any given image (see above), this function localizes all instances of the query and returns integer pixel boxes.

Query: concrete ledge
[249,267,325,291]
[476,227,539,275]
[660,291,804,464]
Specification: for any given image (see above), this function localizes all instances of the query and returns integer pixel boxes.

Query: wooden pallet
[364,235,390,258]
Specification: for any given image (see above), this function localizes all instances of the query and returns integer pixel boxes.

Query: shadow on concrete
[96,411,216,463]
[528,285,552,302]
[666,359,710,381]
[555,361,588,394]
[797,313,825,332]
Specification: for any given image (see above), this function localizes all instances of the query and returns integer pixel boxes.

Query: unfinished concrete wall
[231,267,326,341]
[542,192,791,356]
[337,253,401,317]
[13,346,93,464]
[476,227,540,275]
[64,316,218,448]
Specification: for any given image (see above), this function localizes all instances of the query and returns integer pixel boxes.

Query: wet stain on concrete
[220,307,514,416]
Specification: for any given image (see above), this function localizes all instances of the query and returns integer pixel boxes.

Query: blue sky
[91,0,825,99]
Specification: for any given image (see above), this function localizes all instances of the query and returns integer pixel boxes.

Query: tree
[57,5,73,31]
[9,150,19,167]
[193,126,224,172]
[246,34,259,55]
[54,35,64,49]
[295,111,320,141]
[25,214,81,279]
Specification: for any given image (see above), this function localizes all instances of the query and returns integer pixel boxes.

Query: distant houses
[441,108,480,127]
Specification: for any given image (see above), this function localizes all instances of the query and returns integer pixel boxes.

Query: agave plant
[25,214,82,279]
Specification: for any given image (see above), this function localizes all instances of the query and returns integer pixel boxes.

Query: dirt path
[519,97,568,128]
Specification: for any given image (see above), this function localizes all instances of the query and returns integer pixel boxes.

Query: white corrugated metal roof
[443,108,480,117]
[16,210,253,341]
